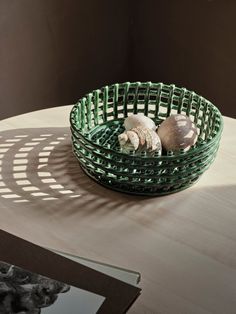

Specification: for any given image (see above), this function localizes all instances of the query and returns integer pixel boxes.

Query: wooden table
[0,106,236,314]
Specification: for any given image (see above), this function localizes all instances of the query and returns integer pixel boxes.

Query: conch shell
[118,130,139,152]
[124,113,156,131]
[118,126,162,154]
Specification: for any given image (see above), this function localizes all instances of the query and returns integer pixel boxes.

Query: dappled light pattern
[0,129,81,204]
[0,128,144,218]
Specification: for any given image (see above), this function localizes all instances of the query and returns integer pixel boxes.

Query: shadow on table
[0,128,158,216]
[0,127,235,223]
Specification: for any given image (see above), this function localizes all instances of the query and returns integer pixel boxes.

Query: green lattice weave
[70,82,223,196]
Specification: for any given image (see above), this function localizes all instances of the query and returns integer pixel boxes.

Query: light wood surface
[0,106,236,314]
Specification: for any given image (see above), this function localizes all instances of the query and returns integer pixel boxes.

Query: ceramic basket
[70,82,223,196]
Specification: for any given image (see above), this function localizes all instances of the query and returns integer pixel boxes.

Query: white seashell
[118,133,128,146]
[143,128,152,150]
[157,114,198,152]
[131,126,146,146]
[126,130,140,150]
[148,129,162,153]
[124,113,156,131]
[141,128,162,153]
[118,130,140,152]
[118,126,162,154]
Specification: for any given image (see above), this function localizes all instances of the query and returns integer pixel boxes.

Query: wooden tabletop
[0,106,236,314]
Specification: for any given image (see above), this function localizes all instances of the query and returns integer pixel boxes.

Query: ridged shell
[126,130,140,150]
[118,127,162,154]
[118,130,140,152]
[143,128,152,150]
[148,129,162,152]
[131,127,146,146]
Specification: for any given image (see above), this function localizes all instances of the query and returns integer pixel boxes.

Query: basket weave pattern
[70,82,223,195]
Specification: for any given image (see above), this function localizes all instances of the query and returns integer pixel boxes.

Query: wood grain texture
[0,106,236,314]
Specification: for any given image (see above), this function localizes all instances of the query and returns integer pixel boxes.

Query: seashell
[131,126,146,146]
[149,129,162,152]
[142,128,162,153]
[157,114,198,152]
[118,133,128,146]
[119,127,162,154]
[124,113,156,131]
[126,130,140,150]
[118,130,139,152]
[143,128,152,150]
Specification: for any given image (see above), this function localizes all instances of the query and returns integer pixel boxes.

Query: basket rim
[70,81,223,161]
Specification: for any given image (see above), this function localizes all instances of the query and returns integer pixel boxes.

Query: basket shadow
[46,142,157,217]
[0,127,163,220]
[0,127,235,246]
[1,127,231,226]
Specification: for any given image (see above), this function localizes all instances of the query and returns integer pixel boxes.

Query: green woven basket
[70,82,223,196]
